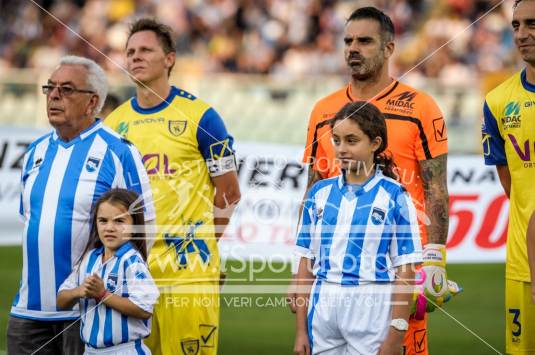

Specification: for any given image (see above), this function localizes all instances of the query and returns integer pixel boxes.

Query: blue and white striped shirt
[295,171,422,285]
[11,119,155,320]
[59,242,159,349]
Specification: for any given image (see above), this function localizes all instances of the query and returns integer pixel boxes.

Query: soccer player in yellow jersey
[105,19,241,355]
[482,1,535,352]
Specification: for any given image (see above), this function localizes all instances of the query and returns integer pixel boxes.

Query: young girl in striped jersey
[294,102,422,355]
[58,188,159,354]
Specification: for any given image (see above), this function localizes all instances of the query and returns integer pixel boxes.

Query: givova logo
[501,101,521,129]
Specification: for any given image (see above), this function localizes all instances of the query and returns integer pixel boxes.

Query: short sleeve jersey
[105,86,235,286]
[303,81,448,244]
[295,171,422,285]
[12,120,154,320]
[482,69,535,282]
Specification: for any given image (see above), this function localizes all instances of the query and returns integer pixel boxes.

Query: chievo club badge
[168,120,187,136]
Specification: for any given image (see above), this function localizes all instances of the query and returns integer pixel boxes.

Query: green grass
[0,247,504,354]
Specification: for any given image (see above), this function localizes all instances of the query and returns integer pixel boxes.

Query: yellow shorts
[145,282,220,355]
[506,279,535,354]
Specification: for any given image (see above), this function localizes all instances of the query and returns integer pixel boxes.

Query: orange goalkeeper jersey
[303,80,448,244]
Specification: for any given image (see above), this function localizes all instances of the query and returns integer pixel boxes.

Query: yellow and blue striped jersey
[482,69,535,282]
[105,86,235,286]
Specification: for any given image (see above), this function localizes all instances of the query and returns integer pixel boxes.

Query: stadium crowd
[0,0,519,82]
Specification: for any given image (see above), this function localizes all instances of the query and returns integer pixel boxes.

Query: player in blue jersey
[7,56,154,355]
[58,189,159,355]
[294,102,422,355]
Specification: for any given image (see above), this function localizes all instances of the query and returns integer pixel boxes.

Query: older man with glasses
[7,55,155,355]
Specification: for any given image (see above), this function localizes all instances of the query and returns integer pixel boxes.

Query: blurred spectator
[0,0,520,79]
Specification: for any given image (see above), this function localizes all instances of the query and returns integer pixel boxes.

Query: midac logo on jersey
[371,207,386,225]
[169,120,187,136]
[501,101,521,129]
[86,157,101,172]
[117,122,129,136]
[106,273,118,292]
[386,91,417,110]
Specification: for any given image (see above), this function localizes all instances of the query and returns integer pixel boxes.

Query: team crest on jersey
[501,101,521,129]
[371,207,386,225]
[106,273,118,292]
[181,338,199,355]
[86,157,101,172]
[169,120,187,136]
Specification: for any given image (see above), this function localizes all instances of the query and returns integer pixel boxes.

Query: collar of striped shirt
[93,241,135,259]
[337,169,383,197]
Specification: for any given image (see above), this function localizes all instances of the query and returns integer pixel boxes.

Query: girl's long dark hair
[330,101,397,180]
[80,188,147,263]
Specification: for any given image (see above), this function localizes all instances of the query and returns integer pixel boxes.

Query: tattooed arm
[419,154,449,245]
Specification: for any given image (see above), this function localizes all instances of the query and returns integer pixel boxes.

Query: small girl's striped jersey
[59,242,159,349]
[295,171,422,285]
[12,120,155,321]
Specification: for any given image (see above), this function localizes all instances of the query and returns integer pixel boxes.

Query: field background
[0,246,504,354]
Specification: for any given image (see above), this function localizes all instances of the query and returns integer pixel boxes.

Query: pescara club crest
[86,157,101,172]
[168,120,187,136]
[371,207,386,225]
[106,273,118,292]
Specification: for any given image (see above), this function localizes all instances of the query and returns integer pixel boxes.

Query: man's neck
[349,69,393,101]
[136,79,172,108]
[56,117,95,142]
[525,63,535,85]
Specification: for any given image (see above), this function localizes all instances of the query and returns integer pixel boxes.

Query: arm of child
[57,267,86,310]
[57,286,86,310]
[84,274,152,320]
[527,211,535,304]
[294,257,315,355]
[377,264,417,355]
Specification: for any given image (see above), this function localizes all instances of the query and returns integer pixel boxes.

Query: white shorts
[84,339,151,354]
[307,280,393,355]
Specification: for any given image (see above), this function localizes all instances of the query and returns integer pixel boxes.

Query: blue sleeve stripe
[483,101,507,165]
[92,149,115,208]
[121,146,143,195]
[196,107,235,161]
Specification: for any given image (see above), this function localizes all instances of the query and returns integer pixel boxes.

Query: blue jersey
[12,120,155,320]
[59,242,159,349]
[295,172,422,285]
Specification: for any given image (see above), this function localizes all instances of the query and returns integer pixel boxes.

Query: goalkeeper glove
[411,269,463,319]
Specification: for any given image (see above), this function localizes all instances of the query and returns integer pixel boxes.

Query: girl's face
[332,118,381,174]
[96,201,133,253]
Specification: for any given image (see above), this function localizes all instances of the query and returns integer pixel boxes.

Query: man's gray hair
[58,56,108,115]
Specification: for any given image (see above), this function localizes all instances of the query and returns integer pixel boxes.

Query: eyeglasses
[41,85,95,96]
